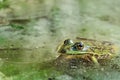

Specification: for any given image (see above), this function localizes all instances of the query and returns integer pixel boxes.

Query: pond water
[0,46,119,80]
[0,0,120,80]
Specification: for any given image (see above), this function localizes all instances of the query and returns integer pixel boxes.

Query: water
[0,0,120,80]
[0,49,119,80]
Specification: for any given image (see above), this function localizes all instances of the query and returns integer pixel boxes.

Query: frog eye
[64,39,73,45]
[78,42,84,47]
[76,42,84,47]
[74,42,84,50]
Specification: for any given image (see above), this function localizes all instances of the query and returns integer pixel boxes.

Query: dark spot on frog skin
[111,64,120,71]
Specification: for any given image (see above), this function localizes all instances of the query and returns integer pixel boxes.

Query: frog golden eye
[74,42,84,50]
[64,39,73,45]
[77,42,84,47]
[75,42,84,47]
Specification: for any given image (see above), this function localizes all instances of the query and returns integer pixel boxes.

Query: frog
[56,37,118,66]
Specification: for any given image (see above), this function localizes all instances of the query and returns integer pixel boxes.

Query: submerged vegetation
[0,0,9,9]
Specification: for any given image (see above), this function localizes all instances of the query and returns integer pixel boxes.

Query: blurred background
[0,0,120,80]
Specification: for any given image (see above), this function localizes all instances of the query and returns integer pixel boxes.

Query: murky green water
[0,0,120,80]
[0,48,119,80]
